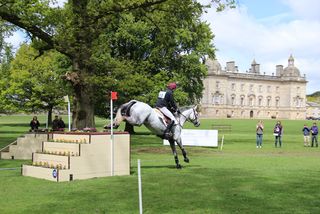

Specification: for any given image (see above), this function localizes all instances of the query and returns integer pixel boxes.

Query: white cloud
[201,2,320,94]
[282,0,320,20]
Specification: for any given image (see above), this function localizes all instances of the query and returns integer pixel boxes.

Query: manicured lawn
[1,115,320,213]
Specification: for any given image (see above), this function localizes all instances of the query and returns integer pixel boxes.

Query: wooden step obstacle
[2,132,130,182]
[0,133,49,160]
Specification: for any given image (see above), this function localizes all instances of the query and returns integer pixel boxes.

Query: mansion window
[231,83,236,90]
[216,81,220,89]
[259,85,262,93]
[240,97,245,106]
[212,93,223,105]
[275,97,280,107]
[241,84,245,91]
[294,96,303,107]
[258,97,262,106]
[249,84,254,92]
[249,97,254,106]
[276,86,279,93]
[267,86,271,93]
[231,96,235,105]
[267,97,271,107]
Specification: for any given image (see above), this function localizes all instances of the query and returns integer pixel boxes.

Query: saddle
[154,108,171,126]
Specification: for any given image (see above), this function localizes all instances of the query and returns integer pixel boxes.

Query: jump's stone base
[21,132,130,182]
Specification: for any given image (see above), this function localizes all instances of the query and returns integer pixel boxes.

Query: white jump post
[220,134,225,151]
[110,91,118,176]
[64,95,71,131]
[138,159,143,214]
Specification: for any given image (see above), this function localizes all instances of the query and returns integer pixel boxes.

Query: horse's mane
[179,106,194,112]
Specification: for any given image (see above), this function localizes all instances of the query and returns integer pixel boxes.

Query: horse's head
[180,105,200,127]
[190,105,200,127]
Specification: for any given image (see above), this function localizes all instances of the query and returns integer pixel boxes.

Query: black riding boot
[164,121,175,139]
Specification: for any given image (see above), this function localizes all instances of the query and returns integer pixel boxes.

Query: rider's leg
[163,120,174,139]
[160,107,177,139]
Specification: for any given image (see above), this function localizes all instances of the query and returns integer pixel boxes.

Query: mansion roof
[205,54,306,82]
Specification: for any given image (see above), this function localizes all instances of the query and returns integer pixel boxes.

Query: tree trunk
[71,84,95,130]
[47,107,53,126]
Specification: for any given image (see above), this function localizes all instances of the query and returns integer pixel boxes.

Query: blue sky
[200,0,320,94]
[5,0,320,94]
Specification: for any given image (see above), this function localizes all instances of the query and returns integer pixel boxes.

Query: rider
[155,82,179,139]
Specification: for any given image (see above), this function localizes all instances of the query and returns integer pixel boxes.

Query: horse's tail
[104,100,137,129]
[113,107,124,127]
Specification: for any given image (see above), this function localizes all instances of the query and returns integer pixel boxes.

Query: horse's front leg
[175,137,189,163]
[169,139,182,169]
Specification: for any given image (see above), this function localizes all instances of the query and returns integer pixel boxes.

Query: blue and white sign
[163,129,218,147]
[52,169,58,178]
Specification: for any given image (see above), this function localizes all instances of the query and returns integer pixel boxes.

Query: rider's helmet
[167,82,177,90]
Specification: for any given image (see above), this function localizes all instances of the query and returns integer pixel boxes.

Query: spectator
[256,120,264,148]
[52,115,60,131]
[30,116,40,132]
[58,116,66,131]
[302,124,310,147]
[310,122,318,147]
[273,121,283,147]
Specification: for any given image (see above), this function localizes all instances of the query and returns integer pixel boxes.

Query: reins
[177,108,198,126]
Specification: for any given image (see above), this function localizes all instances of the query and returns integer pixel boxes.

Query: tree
[2,44,70,122]
[0,21,14,113]
[0,0,235,129]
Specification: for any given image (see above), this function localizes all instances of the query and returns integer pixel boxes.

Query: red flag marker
[111,91,118,100]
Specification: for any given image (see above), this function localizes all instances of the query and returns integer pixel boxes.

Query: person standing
[310,122,318,147]
[256,120,264,148]
[302,124,310,147]
[273,121,283,147]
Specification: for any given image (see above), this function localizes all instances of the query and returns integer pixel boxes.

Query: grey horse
[107,100,200,169]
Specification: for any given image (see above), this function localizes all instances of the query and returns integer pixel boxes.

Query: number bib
[158,91,166,99]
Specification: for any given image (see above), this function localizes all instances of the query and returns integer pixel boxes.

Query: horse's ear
[193,105,198,112]
[194,104,201,112]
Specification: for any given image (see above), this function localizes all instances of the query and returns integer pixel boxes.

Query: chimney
[276,65,283,76]
[226,61,235,72]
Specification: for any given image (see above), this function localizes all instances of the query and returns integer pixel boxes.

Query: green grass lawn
[1,115,320,213]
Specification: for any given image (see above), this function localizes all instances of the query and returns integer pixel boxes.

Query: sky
[200,0,320,94]
[5,0,320,94]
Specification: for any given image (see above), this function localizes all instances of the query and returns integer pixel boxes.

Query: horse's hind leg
[169,140,182,169]
[176,138,189,163]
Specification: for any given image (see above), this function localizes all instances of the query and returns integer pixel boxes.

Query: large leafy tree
[0,21,14,113]
[0,0,235,129]
[2,44,70,122]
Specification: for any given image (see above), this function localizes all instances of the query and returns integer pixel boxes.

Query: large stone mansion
[201,55,307,119]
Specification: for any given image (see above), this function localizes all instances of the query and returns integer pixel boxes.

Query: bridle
[178,107,200,127]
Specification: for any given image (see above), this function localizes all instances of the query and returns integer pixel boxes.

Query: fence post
[138,159,143,214]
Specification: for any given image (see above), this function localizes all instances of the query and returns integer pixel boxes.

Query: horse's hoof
[176,164,182,169]
[164,132,173,140]
[184,158,189,163]
[103,124,111,129]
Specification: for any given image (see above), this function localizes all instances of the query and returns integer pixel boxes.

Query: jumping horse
[106,100,200,169]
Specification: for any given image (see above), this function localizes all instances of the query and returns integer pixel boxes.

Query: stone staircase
[0,133,49,160]
[22,132,130,182]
